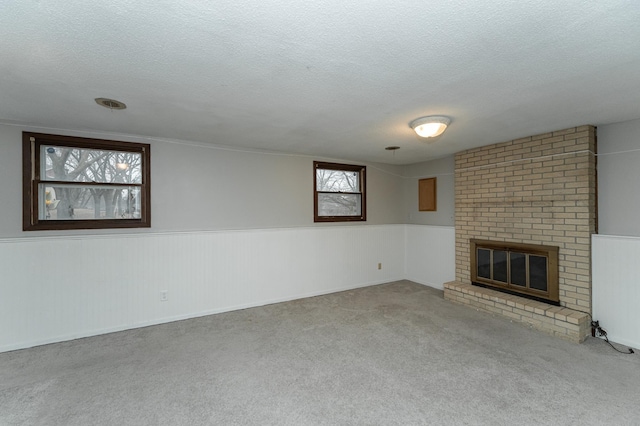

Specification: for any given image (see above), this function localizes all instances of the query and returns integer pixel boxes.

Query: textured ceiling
[1,1,640,164]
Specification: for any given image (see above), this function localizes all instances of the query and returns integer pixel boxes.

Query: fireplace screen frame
[470,239,560,304]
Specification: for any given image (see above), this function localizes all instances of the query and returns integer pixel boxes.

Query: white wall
[1,123,456,353]
[597,118,640,237]
[591,119,640,348]
[0,123,406,238]
[0,225,408,352]
[404,225,456,289]
[592,235,640,349]
[402,155,455,226]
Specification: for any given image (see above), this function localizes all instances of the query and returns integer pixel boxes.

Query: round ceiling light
[409,115,450,138]
[95,98,127,110]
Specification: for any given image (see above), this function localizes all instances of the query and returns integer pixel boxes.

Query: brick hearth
[444,281,590,343]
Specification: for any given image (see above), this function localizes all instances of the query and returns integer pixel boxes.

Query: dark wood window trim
[23,132,151,231]
[314,161,366,223]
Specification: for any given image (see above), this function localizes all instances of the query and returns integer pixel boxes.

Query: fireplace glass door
[471,240,559,304]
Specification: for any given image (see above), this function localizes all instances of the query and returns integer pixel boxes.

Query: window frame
[23,132,151,231]
[313,161,366,223]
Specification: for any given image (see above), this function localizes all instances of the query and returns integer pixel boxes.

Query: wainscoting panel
[0,225,404,352]
[592,234,640,349]
[404,225,456,290]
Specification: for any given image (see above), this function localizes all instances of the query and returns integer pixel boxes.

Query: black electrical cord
[570,308,636,355]
[526,306,637,355]
[591,322,635,354]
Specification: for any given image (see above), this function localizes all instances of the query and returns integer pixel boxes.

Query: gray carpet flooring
[1,280,639,425]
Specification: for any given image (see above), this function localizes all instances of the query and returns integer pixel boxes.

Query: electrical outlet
[378,263,382,270]
[160,290,168,302]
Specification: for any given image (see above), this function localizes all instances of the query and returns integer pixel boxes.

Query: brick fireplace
[444,125,597,342]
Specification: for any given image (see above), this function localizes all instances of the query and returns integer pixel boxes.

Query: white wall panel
[0,225,405,352]
[592,234,640,349]
[13,226,639,353]
[404,225,455,290]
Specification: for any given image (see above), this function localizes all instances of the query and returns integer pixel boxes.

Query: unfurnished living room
[1,1,640,425]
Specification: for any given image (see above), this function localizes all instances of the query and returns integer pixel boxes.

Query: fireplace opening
[470,239,560,305]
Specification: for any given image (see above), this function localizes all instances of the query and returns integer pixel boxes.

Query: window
[314,161,366,222]
[23,132,151,231]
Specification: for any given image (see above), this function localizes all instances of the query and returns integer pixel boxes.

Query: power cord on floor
[569,307,636,355]
[590,320,635,355]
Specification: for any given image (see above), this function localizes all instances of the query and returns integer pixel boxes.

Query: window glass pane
[41,145,142,184]
[316,169,360,192]
[317,193,361,216]
[477,249,491,279]
[510,252,527,287]
[493,250,508,283]
[39,184,141,220]
[529,255,548,291]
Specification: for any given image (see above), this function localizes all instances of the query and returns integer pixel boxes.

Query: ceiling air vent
[95,98,127,110]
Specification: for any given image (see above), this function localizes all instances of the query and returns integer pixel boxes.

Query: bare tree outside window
[314,161,366,222]
[42,146,142,220]
[23,132,151,231]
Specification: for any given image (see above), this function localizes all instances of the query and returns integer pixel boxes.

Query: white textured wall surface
[0,225,407,352]
[404,225,455,290]
[597,118,640,237]
[592,235,640,349]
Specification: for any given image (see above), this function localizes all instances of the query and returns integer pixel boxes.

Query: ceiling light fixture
[409,116,450,138]
[95,98,127,110]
